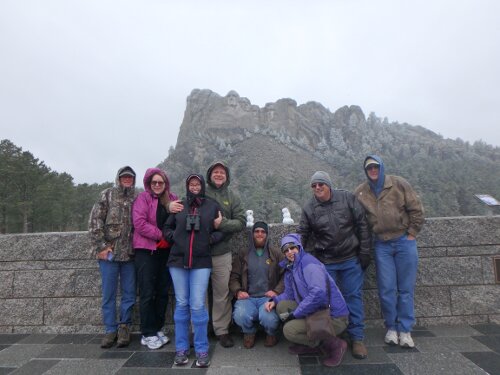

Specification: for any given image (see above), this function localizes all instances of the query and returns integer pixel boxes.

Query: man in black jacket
[299,171,371,359]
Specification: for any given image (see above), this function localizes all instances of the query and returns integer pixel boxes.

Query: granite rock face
[0,216,499,332]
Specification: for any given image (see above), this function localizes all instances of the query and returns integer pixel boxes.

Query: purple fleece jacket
[274,233,349,319]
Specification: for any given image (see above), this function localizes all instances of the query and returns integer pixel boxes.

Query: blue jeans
[374,235,418,333]
[98,260,136,333]
[169,267,211,354]
[233,296,280,336]
[325,257,365,341]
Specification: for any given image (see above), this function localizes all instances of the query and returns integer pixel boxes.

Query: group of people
[88,155,424,368]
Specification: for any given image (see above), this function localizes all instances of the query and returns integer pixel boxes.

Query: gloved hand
[156,237,171,249]
[358,253,371,270]
[210,231,224,244]
[279,310,295,323]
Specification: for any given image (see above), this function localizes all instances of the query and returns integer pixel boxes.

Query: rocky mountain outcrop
[159,89,500,222]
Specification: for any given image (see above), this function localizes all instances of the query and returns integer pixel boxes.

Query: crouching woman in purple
[163,174,223,368]
[264,233,350,368]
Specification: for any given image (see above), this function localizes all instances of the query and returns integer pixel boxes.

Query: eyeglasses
[365,165,380,171]
[151,180,165,186]
[311,182,325,189]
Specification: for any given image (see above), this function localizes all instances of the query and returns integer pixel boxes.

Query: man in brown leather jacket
[355,155,424,349]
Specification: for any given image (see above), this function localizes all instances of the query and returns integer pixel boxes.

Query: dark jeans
[134,249,172,337]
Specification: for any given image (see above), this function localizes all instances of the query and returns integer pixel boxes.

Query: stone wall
[0,216,499,333]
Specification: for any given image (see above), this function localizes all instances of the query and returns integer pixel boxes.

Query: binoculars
[186,214,200,231]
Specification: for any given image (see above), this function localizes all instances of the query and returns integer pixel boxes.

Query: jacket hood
[206,160,230,189]
[186,173,206,206]
[279,233,305,267]
[115,166,136,185]
[249,221,269,250]
[143,168,171,196]
[115,166,136,195]
[364,154,385,197]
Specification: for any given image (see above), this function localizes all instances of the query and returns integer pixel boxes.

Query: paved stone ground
[0,324,499,374]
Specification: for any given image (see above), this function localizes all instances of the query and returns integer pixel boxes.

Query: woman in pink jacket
[132,168,183,349]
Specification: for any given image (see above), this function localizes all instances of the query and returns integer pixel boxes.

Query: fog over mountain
[160,89,500,222]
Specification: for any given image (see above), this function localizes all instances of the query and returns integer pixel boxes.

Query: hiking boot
[264,335,278,347]
[352,340,368,359]
[157,331,170,346]
[399,332,415,348]
[384,329,398,346]
[243,334,256,349]
[195,352,210,368]
[174,350,189,366]
[288,344,321,355]
[217,334,234,348]
[320,336,347,367]
[100,332,117,348]
[116,324,130,348]
[141,335,163,350]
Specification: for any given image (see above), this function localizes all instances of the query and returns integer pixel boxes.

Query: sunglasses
[365,165,380,171]
[311,182,325,189]
[151,180,165,186]
[281,243,298,254]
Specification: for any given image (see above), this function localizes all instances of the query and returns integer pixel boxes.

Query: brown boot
[100,332,117,348]
[320,336,347,367]
[352,340,368,359]
[243,334,256,349]
[264,335,278,347]
[116,324,130,348]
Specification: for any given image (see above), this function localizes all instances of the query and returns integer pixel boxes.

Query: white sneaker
[141,335,163,350]
[157,331,170,346]
[399,332,415,348]
[384,329,399,345]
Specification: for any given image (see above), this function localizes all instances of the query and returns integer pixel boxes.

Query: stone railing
[0,216,499,333]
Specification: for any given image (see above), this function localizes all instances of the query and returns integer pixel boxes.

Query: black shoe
[217,334,234,348]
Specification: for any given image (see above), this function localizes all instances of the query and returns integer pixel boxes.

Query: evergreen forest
[0,139,112,234]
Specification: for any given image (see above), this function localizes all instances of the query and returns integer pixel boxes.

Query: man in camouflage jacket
[89,166,137,348]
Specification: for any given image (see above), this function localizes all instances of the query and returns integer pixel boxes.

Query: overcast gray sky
[1,0,499,184]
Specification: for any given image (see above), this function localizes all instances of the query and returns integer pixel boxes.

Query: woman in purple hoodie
[264,233,350,368]
[132,168,183,349]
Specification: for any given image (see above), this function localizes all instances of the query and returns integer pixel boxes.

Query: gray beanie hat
[310,171,332,190]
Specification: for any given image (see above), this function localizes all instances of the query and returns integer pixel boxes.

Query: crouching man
[230,222,284,348]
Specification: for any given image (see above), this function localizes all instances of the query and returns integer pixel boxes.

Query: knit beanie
[310,171,332,190]
[252,221,268,234]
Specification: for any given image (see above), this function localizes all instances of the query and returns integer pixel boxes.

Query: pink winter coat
[132,168,178,250]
